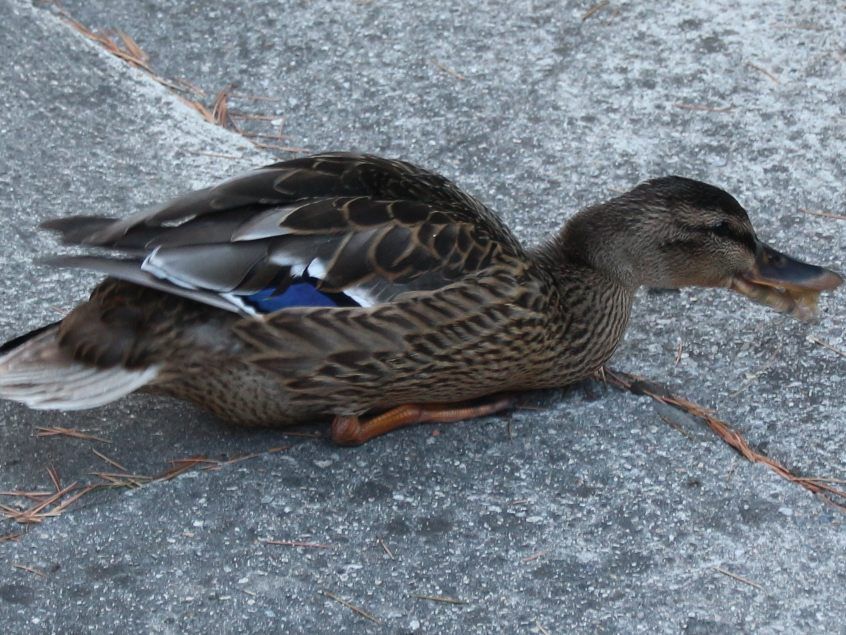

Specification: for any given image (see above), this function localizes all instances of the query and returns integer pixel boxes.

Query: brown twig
[582,0,609,20]
[92,449,129,473]
[202,452,260,471]
[378,537,395,559]
[47,485,100,516]
[0,533,23,543]
[60,15,152,71]
[250,142,309,154]
[171,78,206,96]
[261,538,332,549]
[13,564,46,578]
[92,471,152,488]
[0,490,54,501]
[713,566,764,591]
[155,457,216,481]
[321,591,382,624]
[17,482,78,516]
[801,476,846,485]
[57,11,192,94]
[211,84,240,132]
[535,621,551,635]
[55,6,309,153]
[798,207,846,221]
[185,150,244,160]
[47,466,62,493]
[5,480,96,527]
[0,443,289,526]
[521,550,548,563]
[431,60,465,81]
[116,29,148,64]
[179,96,215,123]
[36,427,111,443]
[414,594,466,605]
[807,336,846,358]
[1,481,79,524]
[603,367,846,510]
[747,62,780,84]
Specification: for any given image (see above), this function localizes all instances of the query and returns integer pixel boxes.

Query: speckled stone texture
[0,0,844,632]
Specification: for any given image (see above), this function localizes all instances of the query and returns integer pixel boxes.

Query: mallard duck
[0,153,841,444]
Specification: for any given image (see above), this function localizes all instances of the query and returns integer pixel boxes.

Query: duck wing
[43,153,525,314]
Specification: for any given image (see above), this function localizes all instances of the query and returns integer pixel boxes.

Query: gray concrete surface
[1,0,844,632]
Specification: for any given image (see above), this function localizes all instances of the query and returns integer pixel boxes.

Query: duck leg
[330,394,515,446]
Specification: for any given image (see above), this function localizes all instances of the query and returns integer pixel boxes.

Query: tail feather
[39,216,117,245]
[0,325,158,410]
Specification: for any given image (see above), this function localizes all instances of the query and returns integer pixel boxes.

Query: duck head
[559,176,842,320]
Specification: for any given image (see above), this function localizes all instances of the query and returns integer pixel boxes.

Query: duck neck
[532,232,637,381]
[535,206,646,294]
[554,203,654,289]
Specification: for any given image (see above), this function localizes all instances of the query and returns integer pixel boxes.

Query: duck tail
[0,324,159,410]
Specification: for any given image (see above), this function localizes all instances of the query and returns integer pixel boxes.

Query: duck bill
[730,241,842,320]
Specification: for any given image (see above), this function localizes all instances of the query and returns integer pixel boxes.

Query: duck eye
[712,221,733,238]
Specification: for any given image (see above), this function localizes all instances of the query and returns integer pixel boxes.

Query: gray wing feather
[45,256,245,314]
[41,153,524,313]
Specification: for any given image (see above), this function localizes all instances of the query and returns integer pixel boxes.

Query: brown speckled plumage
[0,153,841,433]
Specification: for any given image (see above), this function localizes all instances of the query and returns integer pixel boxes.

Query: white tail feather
[0,327,159,410]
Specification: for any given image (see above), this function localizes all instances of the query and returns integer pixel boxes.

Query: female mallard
[0,153,841,444]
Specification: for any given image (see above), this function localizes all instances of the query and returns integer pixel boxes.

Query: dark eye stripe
[664,225,757,254]
[659,238,703,252]
[713,226,756,252]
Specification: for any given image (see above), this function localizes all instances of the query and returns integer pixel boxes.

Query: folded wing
[43,153,524,314]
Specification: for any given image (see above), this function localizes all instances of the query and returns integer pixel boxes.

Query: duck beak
[730,241,843,320]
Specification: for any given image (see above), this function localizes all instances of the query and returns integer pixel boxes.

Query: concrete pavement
[0,1,844,631]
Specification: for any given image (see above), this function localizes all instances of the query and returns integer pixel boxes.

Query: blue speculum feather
[245,281,342,313]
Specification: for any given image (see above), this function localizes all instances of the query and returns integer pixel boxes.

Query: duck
[0,153,841,445]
